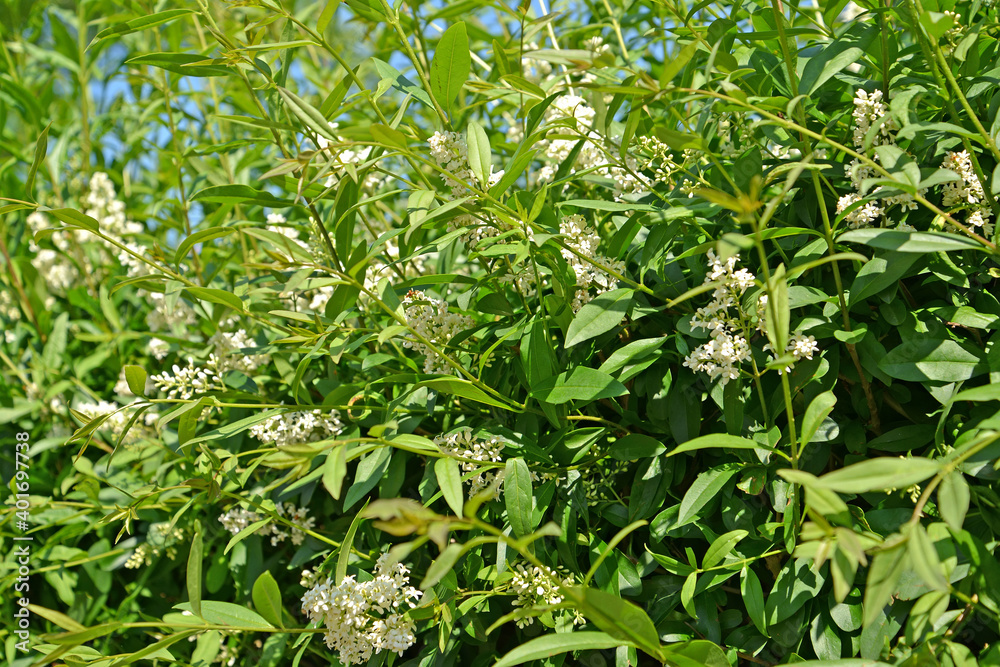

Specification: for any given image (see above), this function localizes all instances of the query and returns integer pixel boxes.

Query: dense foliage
[3,0,1000,665]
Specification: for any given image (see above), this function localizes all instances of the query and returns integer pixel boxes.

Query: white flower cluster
[508,563,584,628]
[150,356,224,400]
[218,502,315,546]
[942,150,994,236]
[434,428,505,500]
[301,554,423,664]
[401,290,472,375]
[148,337,170,361]
[84,172,148,277]
[248,408,344,447]
[265,212,300,241]
[125,522,184,569]
[559,215,625,312]
[429,131,507,244]
[763,328,821,374]
[683,251,755,385]
[837,89,923,229]
[144,291,198,332]
[209,329,270,374]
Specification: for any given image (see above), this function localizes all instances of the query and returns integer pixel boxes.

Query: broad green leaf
[369,123,408,149]
[566,586,664,661]
[660,40,698,87]
[466,120,491,187]
[429,22,470,117]
[504,457,534,538]
[598,337,667,375]
[434,456,464,516]
[920,10,955,39]
[799,25,876,94]
[801,390,837,445]
[879,337,986,382]
[173,600,274,629]
[814,457,941,494]
[565,288,632,347]
[344,447,391,510]
[251,571,284,628]
[494,631,628,667]
[849,252,919,305]
[372,58,434,108]
[609,434,666,460]
[663,640,730,667]
[675,464,739,528]
[529,367,627,405]
[123,365,147,397]
[766,558,826,625]
[186,528,203,618]
[905,522,947,591]
[938,471,970,531]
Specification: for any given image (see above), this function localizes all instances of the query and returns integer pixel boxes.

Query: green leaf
[764,264,790,355]
[337,501,368,584]
[277,87,337,141]
[557,199,658,212]
[680,572,697,617]
[320,447,347,502]
[90,9,194,48]
[741,565,768,636]
[565,288,632,348]
[609,434,666,460]
[126,52,231,77]
[429,22,470,117]
[186,528,203,618]
[25,122,50,200]
[849,252,920,305]
[676,464,739,528]
[663,640,730,667]
[668,433,773,456]
[185,287,245,313]
[905,522,948,591]
[529,367,627,405]
[863,538,907,627]
[879,337,986,382]
[839,228,986,253]
[173,600,274,629]
[174,227,235,264]
[420,542,464,589]
[191,184,295,207]
[801,390,837,445]
[466,120,491,187]
[251,571,285,629]
[317,1,337,32]
[434,456,465,516]
[494,631,629,667]
[703,529,749,569]
[566,586,664,661]
[46,622,124,645]
[766,558,826,625]
[48,207,99,233]
[369,123,408,149]
[505,457,534,538]
[417,378,513,410]
[920,10,955,39]
[938,471,970,532]
[344,447,391,510]
[813,457,941,494]
[123,365,147,397]
[660,40,698,87]
[372,58,434,108]
[799,25,876,94]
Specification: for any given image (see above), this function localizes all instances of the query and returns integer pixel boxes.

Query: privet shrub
[3,0,1000,665]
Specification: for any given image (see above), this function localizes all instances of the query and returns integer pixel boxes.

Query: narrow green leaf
[660,40,698,87]
[322,446,348,500]
[185,287,245,313]
[48,208,99,233]
[173,600,274,629]
[566,586,664,661]
[813,457,940,494]
[676,464,740,528]
[668,433,774,456]
[529,367,627,405]
[317,1,337,32]
[741,565,768,636]
[186,528,203,617]
[839,228,986,253]
[863,539,906,627]
[90,9,194,47]
[466,120,491,187]
[191,184,295,207]
[703,529,749,569]
[420,542,464,589]
[174,227,235,264]
[277,86,337,140]
[337,501,368,584]
[26,122,50,200]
